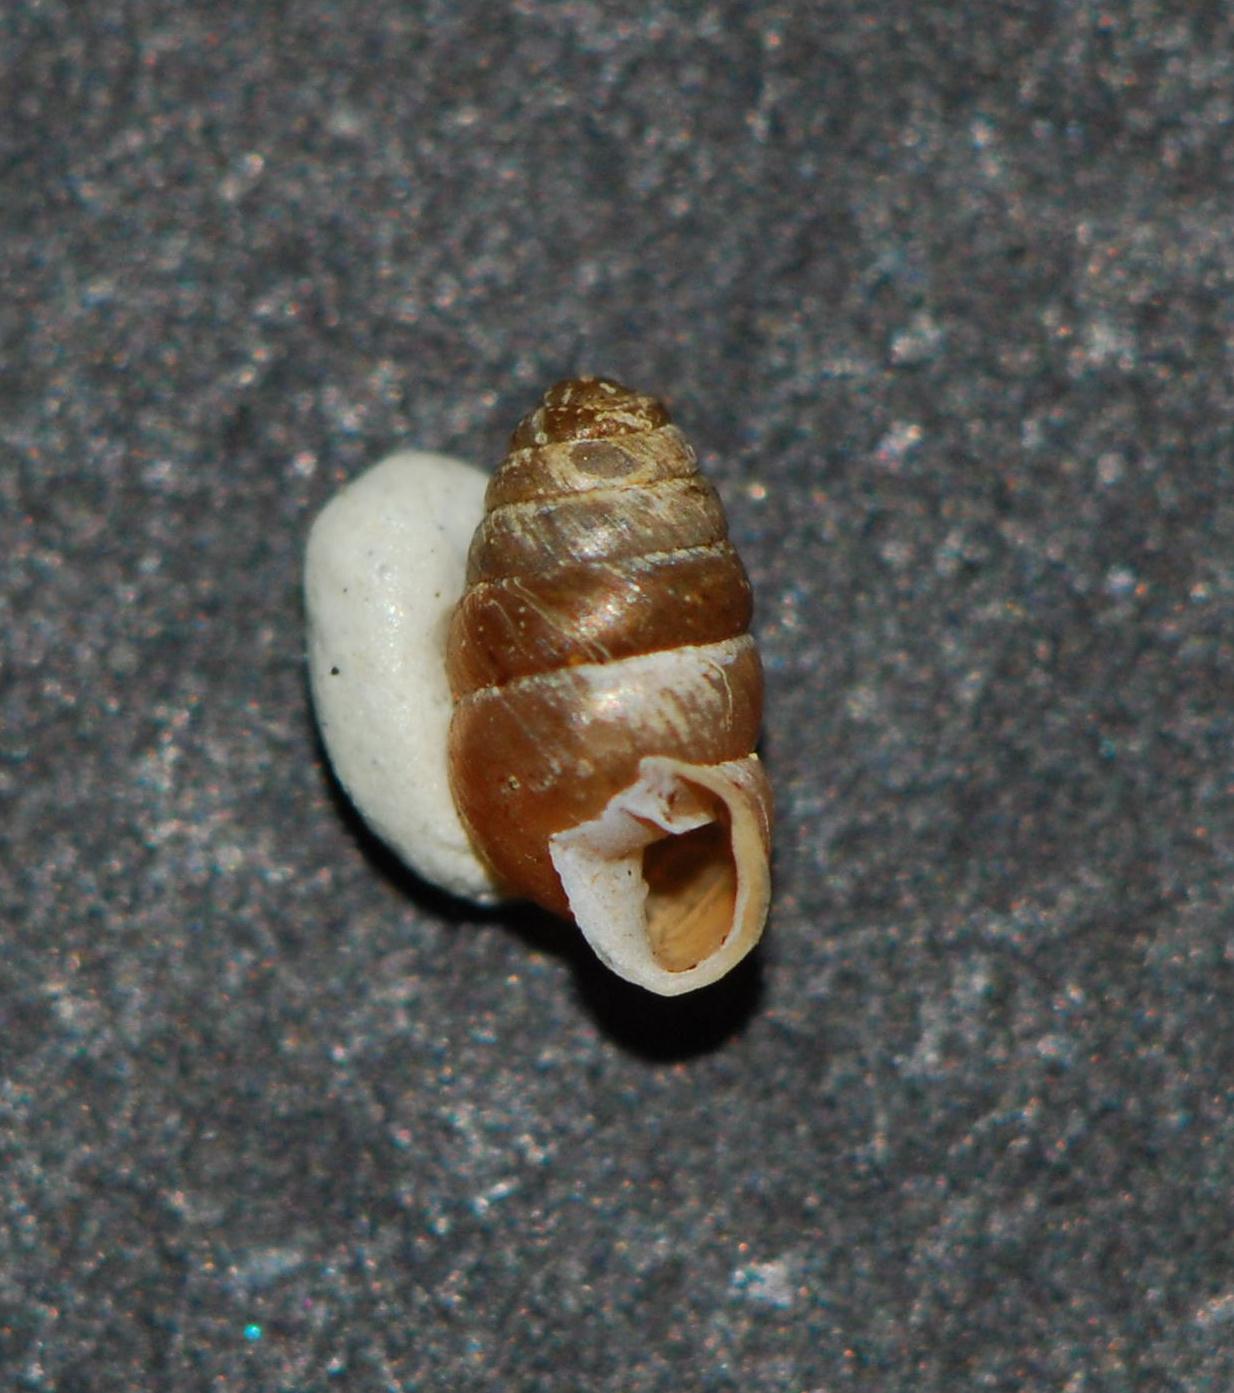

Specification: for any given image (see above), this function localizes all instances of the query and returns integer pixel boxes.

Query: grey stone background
[3,1,1233,1388]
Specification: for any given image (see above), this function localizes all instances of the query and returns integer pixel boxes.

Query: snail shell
[446,377,772,994]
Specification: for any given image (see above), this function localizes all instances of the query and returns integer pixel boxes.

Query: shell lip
[547,754,772,997]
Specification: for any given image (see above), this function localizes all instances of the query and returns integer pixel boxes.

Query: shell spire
[446,377,772,995]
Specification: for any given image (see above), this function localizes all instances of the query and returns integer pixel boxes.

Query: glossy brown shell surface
[446,377,763,916]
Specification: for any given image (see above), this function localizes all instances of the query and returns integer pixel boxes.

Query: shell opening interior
[642,809,736,972]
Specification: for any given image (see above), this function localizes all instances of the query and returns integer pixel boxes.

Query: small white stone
[304,450,504,904]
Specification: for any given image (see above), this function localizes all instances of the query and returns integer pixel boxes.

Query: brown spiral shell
[446,377,771,983]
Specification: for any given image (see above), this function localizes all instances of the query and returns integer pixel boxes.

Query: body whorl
[446,377,771,992]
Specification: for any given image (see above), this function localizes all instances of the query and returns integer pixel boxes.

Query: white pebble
[304,451,504,904]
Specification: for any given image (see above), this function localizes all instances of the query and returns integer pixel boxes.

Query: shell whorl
[446,378,767,971]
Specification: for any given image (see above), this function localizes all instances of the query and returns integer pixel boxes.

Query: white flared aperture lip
[548,753,772,996]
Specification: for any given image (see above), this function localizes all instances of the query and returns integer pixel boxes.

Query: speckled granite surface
[4,3,1234,1388]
